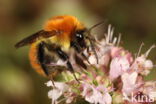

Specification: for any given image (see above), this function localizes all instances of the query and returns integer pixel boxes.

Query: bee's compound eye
[75,32,86,48]
[76,33,83,40]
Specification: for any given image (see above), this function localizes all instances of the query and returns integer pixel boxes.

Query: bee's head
[74,30,87,48]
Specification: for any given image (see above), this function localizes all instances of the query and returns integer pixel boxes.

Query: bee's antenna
[85,21,107,64]
[87,21,106,33]
[87,36,99,64]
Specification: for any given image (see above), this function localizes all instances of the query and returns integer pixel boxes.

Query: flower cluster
[46,25,156,104]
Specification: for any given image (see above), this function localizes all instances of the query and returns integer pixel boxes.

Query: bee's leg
[66,61,80,83]
[49,76,56,88]
[38,42,56,87]
[40,41,79,82]
[55,48,80,83]
[38,42,49,75]
[71,41,90,65]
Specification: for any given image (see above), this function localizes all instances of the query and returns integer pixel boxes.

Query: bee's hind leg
[37,42,57,88]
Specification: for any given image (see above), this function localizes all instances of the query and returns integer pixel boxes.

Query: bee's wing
[15,30,59,48]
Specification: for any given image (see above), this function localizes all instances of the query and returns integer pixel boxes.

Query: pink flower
[64,89,77,104]
[96,85,112,104]
[81,83,95,103]
[132,55,153,75]
[111,47,123,58]
[81,83,112,104]
[48,89,62,104]
[121,72,143,95]
[46,81,69,104]
[109,56,130,80]
[111,47,133,63]
[131,45,155,76]
[143,81,156,101]
[121,72,138,95]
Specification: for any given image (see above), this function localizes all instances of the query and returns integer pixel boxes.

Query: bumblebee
[15,15,100,81]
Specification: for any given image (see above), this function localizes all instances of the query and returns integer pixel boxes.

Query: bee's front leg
[55,47,80,82]
[71,41,90,65]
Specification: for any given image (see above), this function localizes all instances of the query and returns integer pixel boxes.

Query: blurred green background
[0,0,156,104]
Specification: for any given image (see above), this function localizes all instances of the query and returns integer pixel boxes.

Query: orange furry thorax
[44,15,85,33]
[43,16,85,51]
